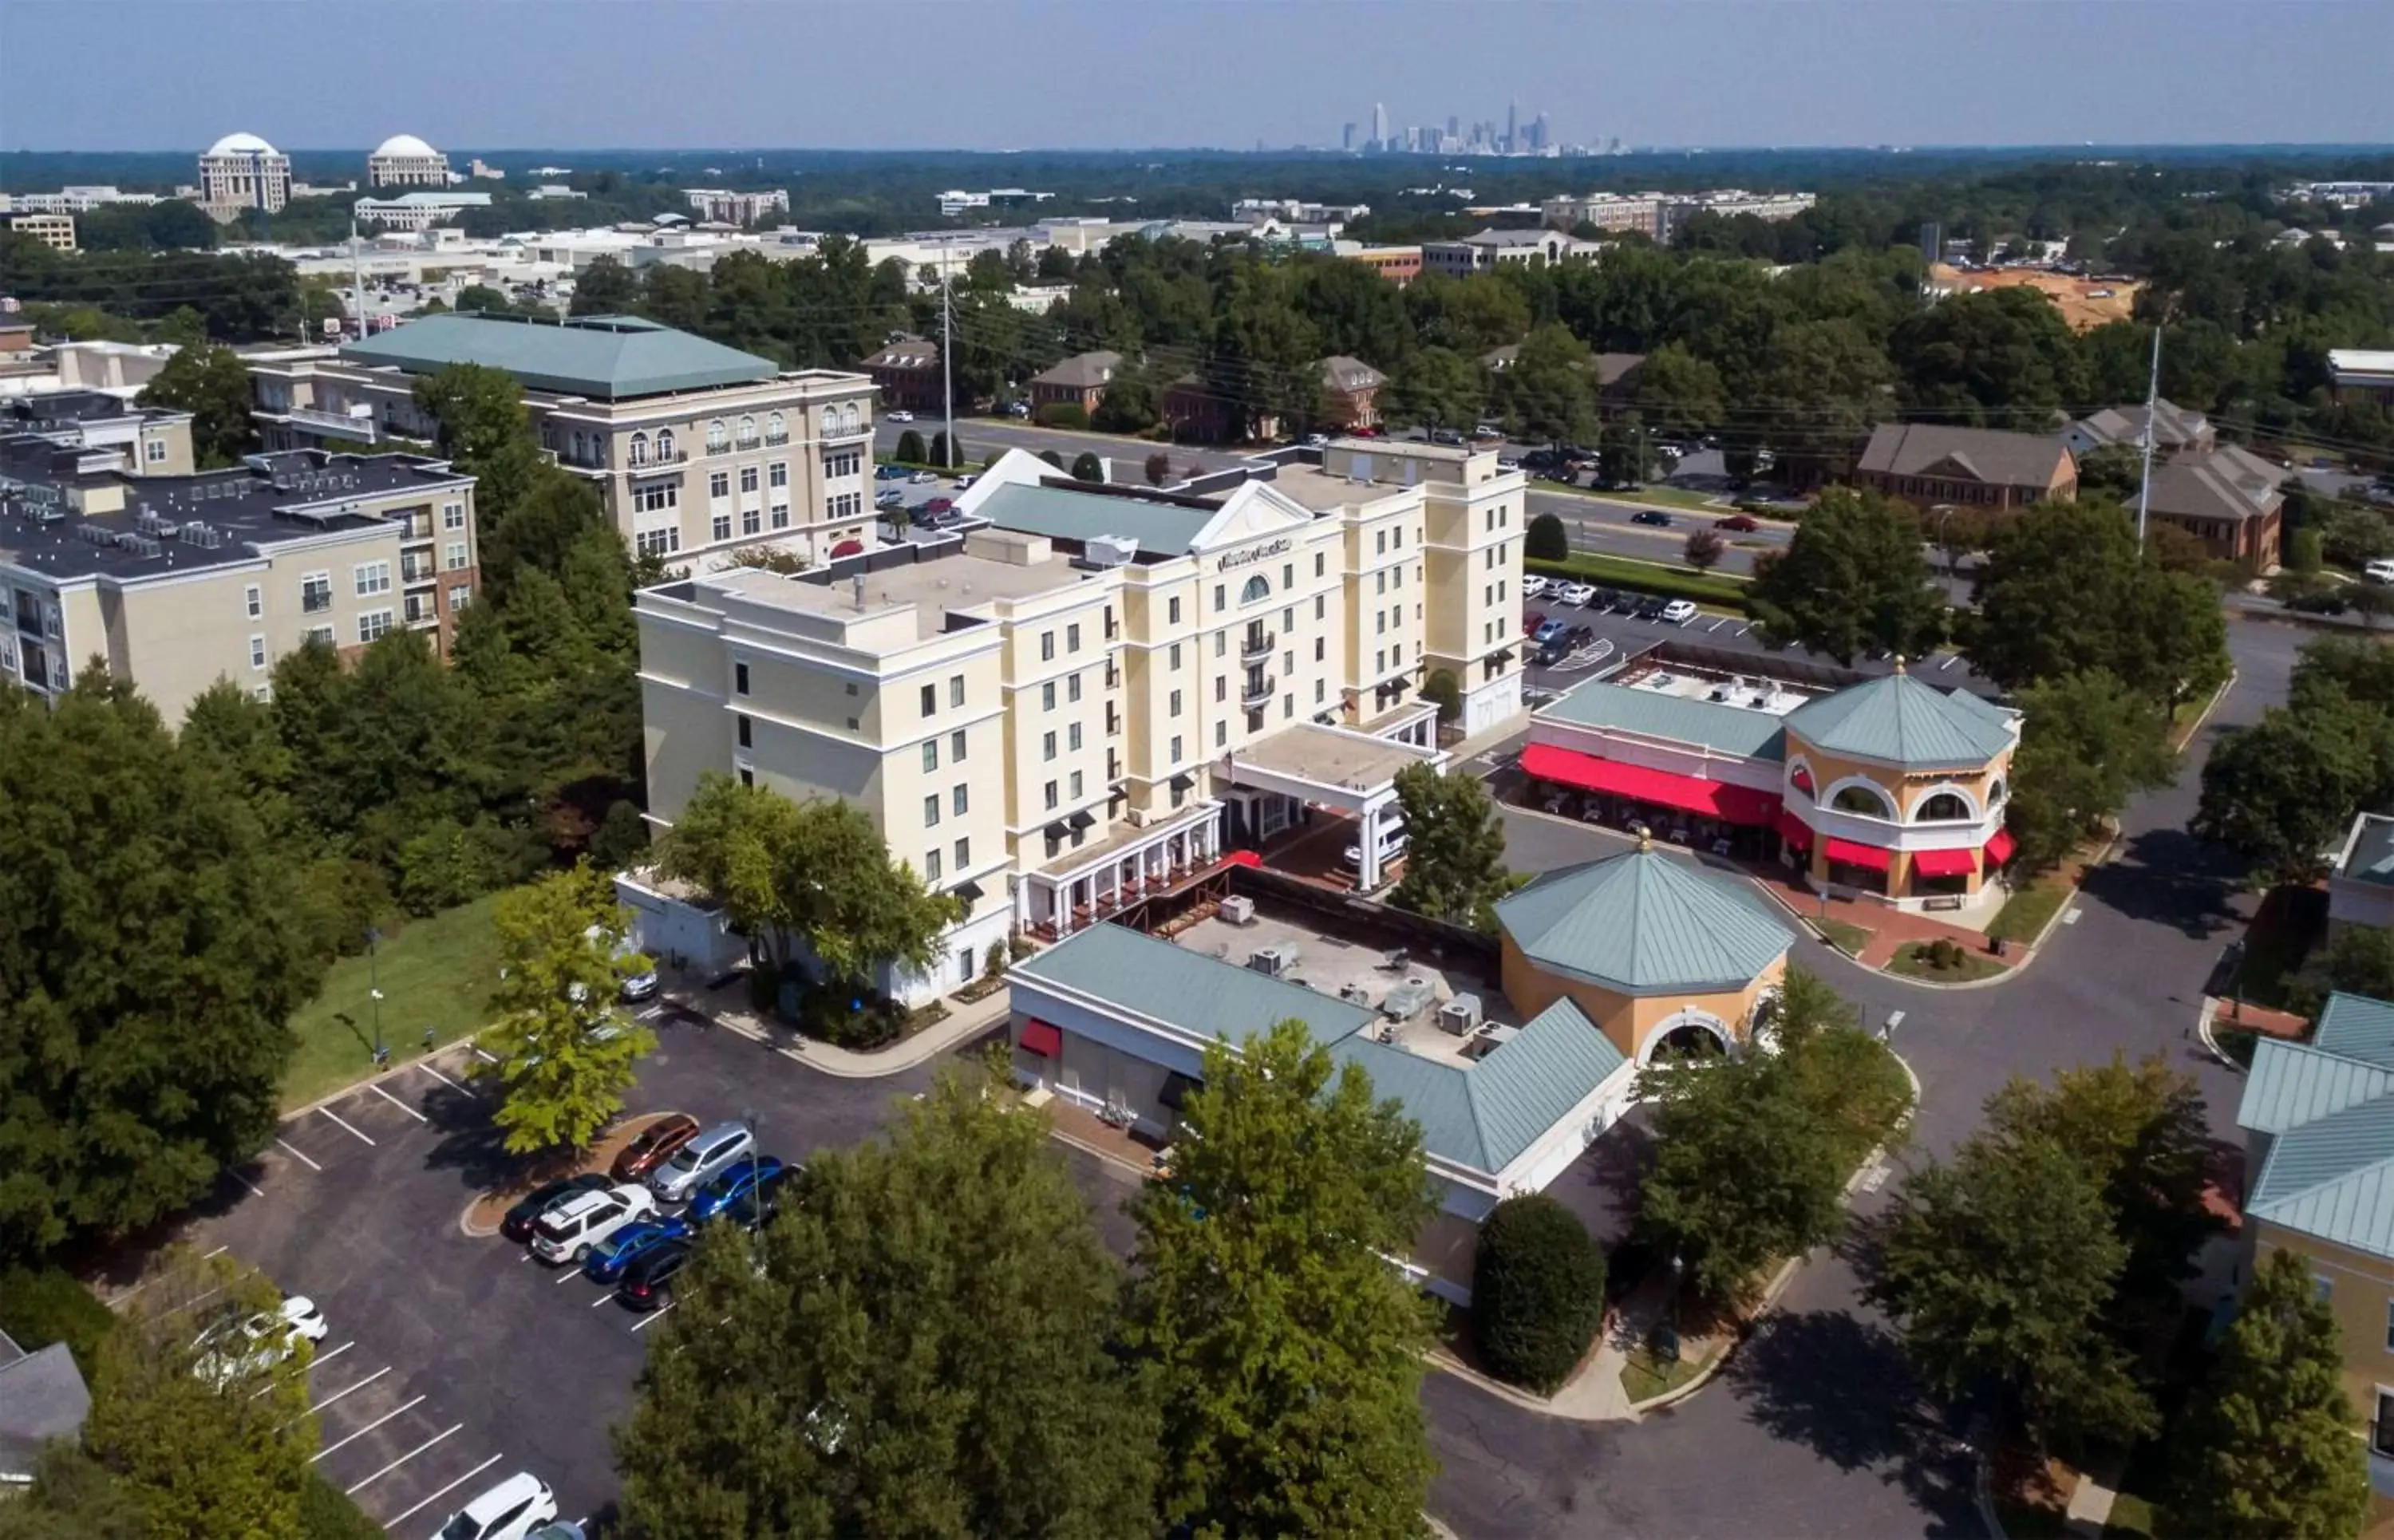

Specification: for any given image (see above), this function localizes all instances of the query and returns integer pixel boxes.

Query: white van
[1342,816,1409,875]
[2365,559,2394,585]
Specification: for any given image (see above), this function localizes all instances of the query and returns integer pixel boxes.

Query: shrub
[1008,930,1037,961]
[746,962,782,1015]
[1071,451,1104,483]
[894,428,926,464]
[1472,1194,1608,1394]
[984,941,1009,979]
[1034,401,1090,430]
[1526,511,1569,562]
[1527,553,1749,610]
[1423,669,1462,724]
[0,1266,117,1380]
[301,1471,387,1540]
[588,799,650,871]
[1144,451,1172,487]
[1038,449,1065,470]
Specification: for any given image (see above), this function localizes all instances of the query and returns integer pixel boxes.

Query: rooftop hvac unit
[1246,944,1298,977]
[1219,894,1255,926]
[1084,533,1138,568]
[1437,994,1483,1037]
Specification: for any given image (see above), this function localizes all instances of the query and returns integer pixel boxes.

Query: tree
[1748,318,1894,486]
[614,1060,1158,1538]
[0,676,322,1265]
[2326,923,2394,1001]
[453,282,516,316]
[2194,696,2394,884]
[1124,1021,1437,1538]
[1495,323,1597,447]
[136,341,257,466]
[2077,442,2146,502]
[1379,345,1484,435]
[1636,968,1909,1303]
[1069,450,1104,484]
[1387,762,1511,926]
[1890,286,2085,425]
[929,431,964,470]
[2172,1247,2370,1540]
[411,362,543,520]
[893,428,926,464]
[1422,668,1462,725]
[569,255,639,315]
[1748,488,1946,663]
[1632,342,1728,439]
[80,1250,318,1540]
[1144,450,1171,486]
[1092,360,1160,433]
[2005,670,2179,873]
[1472,1194,1607,1394]
[1526,511,1569,562]
[477,865,658,1158]
[0,1442,148,1540]
[1682,527,1725,573]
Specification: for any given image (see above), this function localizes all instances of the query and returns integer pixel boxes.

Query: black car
[616,1238,693,1311]
[1590,589,1624,613]
[1635,595,1669,620]
[1562,624,1596,648]
[1630,510,1673,527]
[500,1174,610,1244]
[1534,642,1566,668]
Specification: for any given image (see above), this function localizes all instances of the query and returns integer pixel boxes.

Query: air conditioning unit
[1437,994,1483,1036]
[1124,808,1149,828]
[1219,894,1255,926]
[1246,944,1298,977]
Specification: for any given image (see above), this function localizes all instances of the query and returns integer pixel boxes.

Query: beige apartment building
[626,439,1524,1003]
[0,438,477,722]
[246,312,879,567]
[8,213,77,251]
[2,389,195,477]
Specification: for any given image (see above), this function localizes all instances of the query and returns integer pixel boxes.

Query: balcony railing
[1240,630,1276,662]
[1103,662,1121,689]
[2373,1419,2394,1461]
[705,442,732,457]
[302,590,334,614]
[764,431,790,446]
[1105,709,1122,736]
[401,561,437,586]
[1242,675,1276,709]
[626,450,689,470]
[286,406,381,443]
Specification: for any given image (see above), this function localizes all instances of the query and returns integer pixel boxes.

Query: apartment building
[197,132,291,216]
[246,311,879,567]
[8,214,76,252]
[0,440,477,721]
[1540,193,1666,237]
[627,439,1524,1001]
[1,390,194,476]
[683,188,790,225]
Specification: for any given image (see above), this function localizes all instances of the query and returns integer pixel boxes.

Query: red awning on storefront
[1018,1019,1061,1057]
[1911,846,1977,879]
[1775,809,1814,851]
[1519,744,1779,827]
[1985,828,2017,867]
[1823,836,1892,872]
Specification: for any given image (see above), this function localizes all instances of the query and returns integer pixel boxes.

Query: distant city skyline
[2,0,2389,153]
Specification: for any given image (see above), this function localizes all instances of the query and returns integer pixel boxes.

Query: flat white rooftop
[1618,663,1815,717]
[701,545,1092,641]
[1236,721,1429,792]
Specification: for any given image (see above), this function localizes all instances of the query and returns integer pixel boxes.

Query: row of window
[922,836,971,883]
[923,783,970,826]
[614,405,866,468]
[1792,765,2005,823]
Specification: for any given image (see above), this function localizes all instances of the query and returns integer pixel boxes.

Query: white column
[1357,795,1385,890]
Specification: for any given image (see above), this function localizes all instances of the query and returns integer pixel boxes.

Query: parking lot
[180,1005,1007,1530]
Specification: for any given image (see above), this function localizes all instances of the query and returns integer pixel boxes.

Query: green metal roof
[1331,997,1626,1175]
[974,481,1219,556]
[2339,815,2394,889]
[1782,671,2015,770]
[1012,922,1374,1049]
[340,313,776,401]
[2241,1038,2394,1135]
[2311,992,2394,1072]
[2236,1007,2394,1261]
[1493,846,1795,995]
[1538,681,1788,762]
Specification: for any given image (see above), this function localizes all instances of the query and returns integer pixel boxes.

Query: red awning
[1775,809,1814,851]
[1911,846,1977,879]
[1519,744,1779,827]
[1221,849,1262,869]
[1823,836,1892,872]
[1985,828,2017,866]
[1018,1019,1061,1057]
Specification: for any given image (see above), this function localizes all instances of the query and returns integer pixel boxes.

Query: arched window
[1987,776,2008,808]
[1915,792,1973,823]
[1830,783,1894,819]
[737,415,758,446]
[656,428,676,460]
[765,412,784,443]
[1239,575,1270,604]
[629,432,649,467]
[821,406,840,435]
[706,420,728,452]
[1788,764,1815,799]
[840,403,861,432]
[571,430,587,463]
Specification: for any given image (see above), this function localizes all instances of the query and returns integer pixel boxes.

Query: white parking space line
[553,1266,586,1285]
[310,1395,425,1462]
[591,1291,619,1308]
[369,1083,429,1123]
[309,1341,354,1372]
[385,1453,505,1528]
[203,1244,229,1259]
[638,1005,665,1021]
[1705,618,1726,633]
[1937,654,1960,671]
[472,1046,500,1065]
[304,1364,389,1418]
[254,1341,352,1400]
[274,1138,323,1172]
[231,1169,267,1198]
[316,1107,377,1147]
[413,1060,470,1094]
[344,1422,462,1495]
[630,1301,676,1332]
[1733,623,1752,637]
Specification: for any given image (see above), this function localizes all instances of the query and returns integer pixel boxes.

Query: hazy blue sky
[3,0,2388,152]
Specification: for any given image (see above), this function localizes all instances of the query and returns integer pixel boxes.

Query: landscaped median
[1527,552,1753,613]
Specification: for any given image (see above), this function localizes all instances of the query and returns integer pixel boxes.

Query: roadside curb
[665,990,1008,1080]
[2194,996,2250,1075]
[1977,1442,2008,1540]
[279,1034,490,1122]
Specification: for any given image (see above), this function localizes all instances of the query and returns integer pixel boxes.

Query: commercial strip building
[246,311,879,567]
[624,436,1523,1001]
[2331,350,2394,409]
[1005,837,1793,1302]
[0,440,478,720]
[1519,654,2020,911]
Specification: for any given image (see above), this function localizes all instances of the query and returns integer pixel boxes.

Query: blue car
[688,1155,787,1222]
[1533,618,1567,645]
[581,1215,693,1282]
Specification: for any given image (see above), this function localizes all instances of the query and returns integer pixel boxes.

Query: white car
[195,1296,327,1388]
[908,470,938,484]
[953,474,977,491]
[1521,575,1550,598]
[431,1471,558,1540]
[885,409,915,423]
[1555,581,1598,608]
[529,1183,658,1264]
[1661,598,1699,625]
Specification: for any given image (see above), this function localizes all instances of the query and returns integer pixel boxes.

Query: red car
[1522,610,1546,637]
[1714,514,1760,533]
[611,1112,700,1183]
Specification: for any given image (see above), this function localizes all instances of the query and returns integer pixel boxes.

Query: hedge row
[1527,553,1753,611]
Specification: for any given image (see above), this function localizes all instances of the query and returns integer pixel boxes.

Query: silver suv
[648,1121,755,1203]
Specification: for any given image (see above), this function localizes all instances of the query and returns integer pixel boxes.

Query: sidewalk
[674,976,1014,1079]
[1744,862,2022,978]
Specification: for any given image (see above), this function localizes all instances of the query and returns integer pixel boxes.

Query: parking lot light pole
[741,1108,760,1236]
[366,926,385,1067]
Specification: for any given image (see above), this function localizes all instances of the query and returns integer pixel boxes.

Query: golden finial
[1636,824,1653,852]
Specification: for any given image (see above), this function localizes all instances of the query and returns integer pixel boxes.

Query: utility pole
[939,242,956,471]
[349,214,369,342]
[2134,325,2161,548]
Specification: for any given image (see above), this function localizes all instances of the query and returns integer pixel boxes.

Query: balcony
[302,590,334,615]
[1105,708,1123,737]
[401,559,437,586]
[705,442,732,457]
[1103,662,1122,689]
[1242,675,1276,709]
[764,431,790,446]
[626,450,689,470]
[1240,629,1276,662]
[285,405,381,444]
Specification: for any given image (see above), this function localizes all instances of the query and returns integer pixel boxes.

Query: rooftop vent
[179,522,223,549]
[1082,533,1138,569]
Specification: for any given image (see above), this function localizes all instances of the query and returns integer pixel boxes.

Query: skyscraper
[1371,101,1389,150]
[1507,101,1518,153]
[1343,122,1356,152]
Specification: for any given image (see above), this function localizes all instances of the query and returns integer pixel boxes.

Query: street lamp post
[365,926,386,1068]
[741,1108,762,1238]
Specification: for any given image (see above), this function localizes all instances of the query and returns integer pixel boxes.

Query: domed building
[197,131,290,214]
[367,133,450,188]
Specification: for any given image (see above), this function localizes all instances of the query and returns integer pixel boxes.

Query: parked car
[1555,581,1597,608]
[616,1239,693,1311]
[874,464,907,481]
[1521,610,1546,637]
[527,1526,586,1540]
[649,1121,757,1202]
[618,962,659,1003]
[1714,513,1760,532]
[953,474,978,492]
[581,1215,693,1282]
[690,1155,788,1223]
[1634,595,1669,620]
[194,1295,327,1388]
[1303,433,1329,448]
[908,469,938,484]
[429,1471,558,1540]
[885,409,915,423]
[530,1183,658,1265]
[914,496,955,522]
[1630,509,1673,527]
[1533,618,1567,645]
[1521,574,1550,598]
[500,1173,610,1243]
[1588,587,1623,612]
[1562,624,1595,648]
[2367,559,2394,585]
[1534,642,1566,668]
[715,1165,796,1232]
[611,1113,701,1183]
[875,487,905,509]
[1661,598,1699,625]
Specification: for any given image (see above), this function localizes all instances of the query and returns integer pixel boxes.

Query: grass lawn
[1579,485,1727,513]
[282,892,508,1110]
[1886,941,2008,983]
[1819,918,1873,957]
[1527,551,1752,610]
[1619,1338,1716,1404]
[1989,871,2075,946]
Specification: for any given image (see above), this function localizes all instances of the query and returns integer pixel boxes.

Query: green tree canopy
[1388,762,1512,927]
[613,1061,1158,1538]
[1747,488,1946,663]
[1472,1194,1607,1395]
[569,255,640,316]
[2005,669,2179,873]
[1070,450,1104,483]
[1631,342,1728,438]
[1379,345,1485,434]
[1092,359,1160,432]
[1495,323,1597,447]
[478,864,658,1158]
[2194,693,2394,884]
[1890,286,2085,424]
[1124,1021,1438,1538]
[411,361,543,519]
[136,341,258,467]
